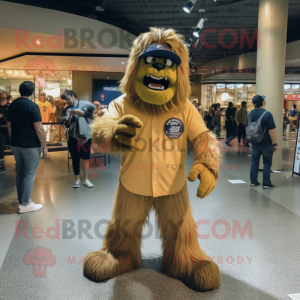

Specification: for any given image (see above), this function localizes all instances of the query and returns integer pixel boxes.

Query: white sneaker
[73,179,81,188]
[18,201,43,214]
[83,179,94,188]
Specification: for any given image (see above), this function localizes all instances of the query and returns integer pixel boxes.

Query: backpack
[246,111,268,143]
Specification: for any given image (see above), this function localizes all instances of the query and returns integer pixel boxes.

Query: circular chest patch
[164,118,184,139]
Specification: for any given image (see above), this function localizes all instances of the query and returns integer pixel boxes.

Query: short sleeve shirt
[246,108,276,146]
[105,95,208,197]
[37,101,53,122]
[7,97,42,148]
[225,107,232,124]
[290,109,296,118]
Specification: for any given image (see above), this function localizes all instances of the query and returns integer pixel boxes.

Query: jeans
[238,124,246,144]
[250,144,273,186]
[0,131,6,162]
[228,125,238,142]
[215,119,221,138]
[68,137,92,175]
[225,120,232,139]
[11,146,41,205]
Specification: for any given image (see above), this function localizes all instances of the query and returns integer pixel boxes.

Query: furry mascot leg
[83,183,152,281]
[153,183,220,292]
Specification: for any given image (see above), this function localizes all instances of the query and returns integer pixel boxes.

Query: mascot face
[134,43,181,106]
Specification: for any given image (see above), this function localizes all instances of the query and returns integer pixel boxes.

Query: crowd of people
[194,95,281,189]
[0,80,298,213]
[0,81,99,213]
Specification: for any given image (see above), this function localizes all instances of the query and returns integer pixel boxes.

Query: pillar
[256,0,289,170]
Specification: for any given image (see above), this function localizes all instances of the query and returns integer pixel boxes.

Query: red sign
[284,94,300,100]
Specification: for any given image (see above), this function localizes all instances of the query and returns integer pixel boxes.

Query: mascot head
[120,27,190,115]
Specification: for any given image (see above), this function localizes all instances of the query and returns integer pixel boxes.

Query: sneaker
[0,166,6,174]
[250,182,260,187]
[83,179,94,188]
[73,179,81,188]
[263,184,275,189]
[18,201,43,214]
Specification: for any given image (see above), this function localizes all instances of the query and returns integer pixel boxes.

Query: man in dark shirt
[246,95,277,189]
[225,101,233,145]
[7,81,48,214]
[0,92,10,173]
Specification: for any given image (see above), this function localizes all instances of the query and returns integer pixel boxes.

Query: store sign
[93,79,122,106]
[284,94,300,100]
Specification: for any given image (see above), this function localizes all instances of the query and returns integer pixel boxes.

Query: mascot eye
[165,59,173,67]
[145,56,155,64]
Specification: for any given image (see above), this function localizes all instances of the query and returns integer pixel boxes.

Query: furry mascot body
[84,28,220,292]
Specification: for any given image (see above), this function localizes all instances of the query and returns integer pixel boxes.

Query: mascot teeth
[143,74,169,91]
[150,75,163,80]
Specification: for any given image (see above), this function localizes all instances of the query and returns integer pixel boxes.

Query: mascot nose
[152,63,166,71]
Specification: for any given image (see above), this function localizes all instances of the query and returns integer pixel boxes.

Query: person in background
[225,102,234,146]
[7,81,47,213]
[236,101,249,147]
[283,108,289,139]
[225,107,238,146]
[0,92,9,173]
[61,90,96,188]
[7,94,12,104]
[93,101,105,117]
[204,109,213,131]
[247,95,277,189]
[289,104,298,131]
[37,92,54,142]
[214,103,222,139]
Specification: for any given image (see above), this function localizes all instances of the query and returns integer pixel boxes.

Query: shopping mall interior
[0,0,300,299]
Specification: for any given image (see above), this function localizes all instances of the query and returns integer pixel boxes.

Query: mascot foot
[187,260,220,292]
[83,250,136,282]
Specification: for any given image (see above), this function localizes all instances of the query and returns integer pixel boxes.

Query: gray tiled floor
[0,140,300,300]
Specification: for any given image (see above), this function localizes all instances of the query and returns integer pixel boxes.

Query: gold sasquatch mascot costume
[84,28,220,292]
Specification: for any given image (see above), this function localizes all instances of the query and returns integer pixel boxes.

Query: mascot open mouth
[143,75,169,91]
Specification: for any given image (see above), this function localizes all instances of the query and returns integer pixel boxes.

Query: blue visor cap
[138,43,182,66]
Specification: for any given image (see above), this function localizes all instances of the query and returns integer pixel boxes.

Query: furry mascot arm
[90,114,143,154]
[188,131,220,199]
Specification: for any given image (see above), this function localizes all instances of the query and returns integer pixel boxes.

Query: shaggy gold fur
[190,131,220,179]
[85,27,220,292]
[90,114,143,154]
[83,182,220,291]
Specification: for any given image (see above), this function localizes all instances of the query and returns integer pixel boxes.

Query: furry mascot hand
[113,115,143,150]
[188,163,216,198]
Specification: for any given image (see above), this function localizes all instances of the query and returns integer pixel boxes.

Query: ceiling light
[183,0,198,13]
[63,78,65,80]
[193,18,205,37]
[122,62,125,64]
[95,6,104,12]
[36,40,41,45]
[15,71,19,75]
